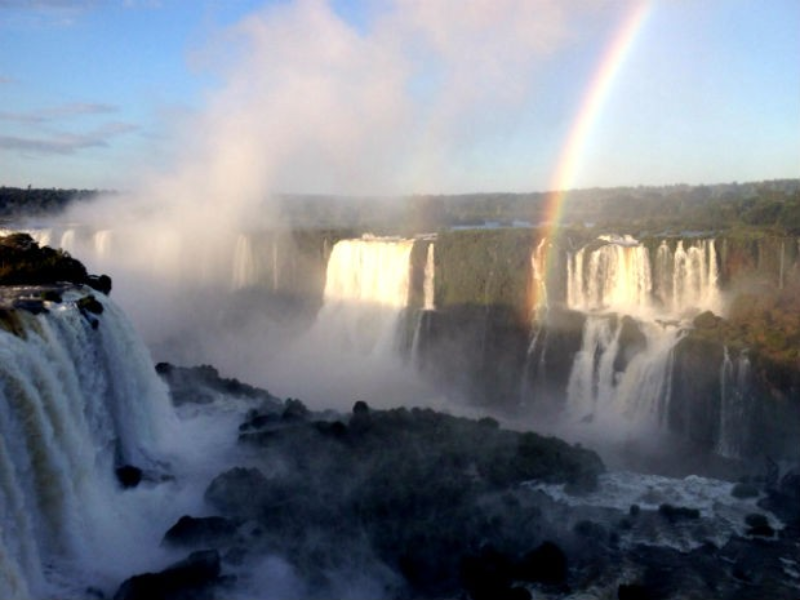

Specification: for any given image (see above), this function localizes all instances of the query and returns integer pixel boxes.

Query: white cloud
[0,102,118,123]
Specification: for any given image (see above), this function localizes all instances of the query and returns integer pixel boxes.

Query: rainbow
[532,2,652,310]
[544,2,651,226]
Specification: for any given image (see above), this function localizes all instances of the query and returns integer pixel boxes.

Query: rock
[156,362,281,407]
[658,504,700,522]
[77,294,104,315]
[618,582,651,600]
[282,398,309,421]
[162,515,238,548]
[779,466,800,499]
[693,310,720,330]
[113,550,221,600]
[744,513,775,537]
[731,482,759,499]
[460,549,514,600]
[515,541,567,585]
[204,467,270,519]
[87,273,112,295]
[116,465,143,489]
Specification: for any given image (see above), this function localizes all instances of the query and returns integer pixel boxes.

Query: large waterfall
[317,236,414,354]
[261,235,438,408]
[567,235,721,318]
[550,236,722,437]
[0,288,182,599]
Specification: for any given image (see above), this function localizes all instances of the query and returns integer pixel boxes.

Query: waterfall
[668,239,721,316]
[567,235,653,316]
[551,235,722,437]
[716,348,751,458]
[422,242,435,312]
[316,236,414,355]
[410,241,436,367]
[565,316,683,432]
[232,234,257,290]
[567,236,721,319]
[530,238,548,317]
[0,289,178,599]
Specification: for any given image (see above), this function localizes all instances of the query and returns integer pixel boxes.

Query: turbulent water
[526,470,782,551]
[0,288,248,599]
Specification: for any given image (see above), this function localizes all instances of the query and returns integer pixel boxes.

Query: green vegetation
[5,179,797,237]
[0,232,111,292]
[434,228,534,317]
[0,186,103,222]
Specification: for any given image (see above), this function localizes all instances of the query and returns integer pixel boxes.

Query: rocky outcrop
[113,550,224,600]
[0,232,112,293]
[197,401,604,598]
[155,363,283,407]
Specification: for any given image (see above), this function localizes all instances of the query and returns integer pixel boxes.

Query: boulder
[658,504,700,522]
[204,467,270,519]
[515,541,567,585]
[162,515,238,548]
[115,465,143,489]
[113,550,221,600]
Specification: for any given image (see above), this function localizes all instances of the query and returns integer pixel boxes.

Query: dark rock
[314,420,348,438]
[77,294,104,315]
[116,465,143,489]
[515,541,567,585]
[12,298,47,314]
[238,411,281,432]
[574,519,607,541]
[618,582,651,600]
[204,467,270,519]
[693,310,721,330]
[282,398,309,421]
[162,515,238,548]
[40,289,62,303]
[87,273,112,295]
[744,513,775,537]
[113,550,221,600]
[460,549,514,600]
[615,316,647,373]
[658,504,700,522]
[731,482,760,499]
[156,362,281,407]
[779,466,800,499]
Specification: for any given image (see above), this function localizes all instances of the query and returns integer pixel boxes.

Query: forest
[2,179,798,235]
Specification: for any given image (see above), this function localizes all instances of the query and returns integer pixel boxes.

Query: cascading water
[567,235,653,316]
[232,233,258,290]
[263,235,437,409]
[0,288,184,599]
[410,241,436,366]
[316,236,414,354]
[422,242,435,312]
[541,235,723,438]
[716,348,751,459]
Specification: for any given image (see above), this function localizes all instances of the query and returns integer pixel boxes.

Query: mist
[54,0,589,409]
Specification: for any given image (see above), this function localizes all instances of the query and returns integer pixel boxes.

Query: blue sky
[1,0,798,193]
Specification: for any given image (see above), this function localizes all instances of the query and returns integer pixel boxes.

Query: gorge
[1,218,799,598]
[17,222,799,465]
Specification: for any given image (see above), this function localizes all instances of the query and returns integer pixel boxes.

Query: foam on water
[525,471,782,551]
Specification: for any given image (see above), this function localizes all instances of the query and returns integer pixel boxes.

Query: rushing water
[0,288,258,599]
[527,235,726,446]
